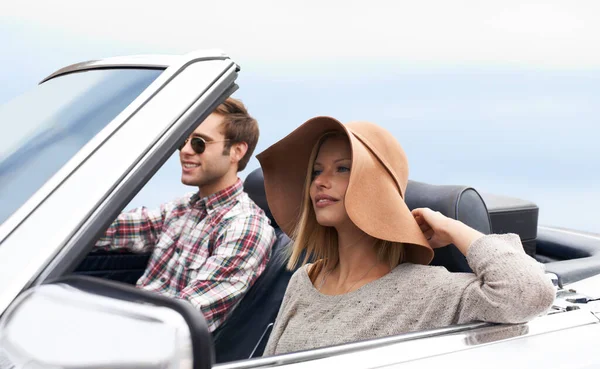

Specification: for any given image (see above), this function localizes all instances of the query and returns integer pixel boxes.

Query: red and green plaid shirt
[96,179,276,331]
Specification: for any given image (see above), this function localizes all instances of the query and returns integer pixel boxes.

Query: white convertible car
[0,50,598,369]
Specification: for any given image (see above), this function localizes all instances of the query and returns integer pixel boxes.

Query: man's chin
[181,176,200,187]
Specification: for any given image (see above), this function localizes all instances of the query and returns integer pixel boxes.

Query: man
[96,97,276,332]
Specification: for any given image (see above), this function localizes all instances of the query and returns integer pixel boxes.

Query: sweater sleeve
[454,233,556,324]
[263,267,303,356]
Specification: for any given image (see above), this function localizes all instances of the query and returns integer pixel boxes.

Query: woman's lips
[314,195,339,208]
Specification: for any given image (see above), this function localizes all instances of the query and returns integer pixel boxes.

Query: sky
[1,0,599,233]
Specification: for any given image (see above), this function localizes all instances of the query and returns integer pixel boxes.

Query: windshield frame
[0,52,230,244]
[0,50,238,317]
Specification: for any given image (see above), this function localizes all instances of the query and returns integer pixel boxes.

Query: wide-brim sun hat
[256,116,433,265]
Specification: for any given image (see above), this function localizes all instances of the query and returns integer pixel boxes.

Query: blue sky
[1,1,599,232]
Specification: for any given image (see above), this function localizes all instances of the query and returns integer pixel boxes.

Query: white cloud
[2,0,600,69]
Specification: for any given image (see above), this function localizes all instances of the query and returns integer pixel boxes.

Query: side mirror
[0,276,213,369]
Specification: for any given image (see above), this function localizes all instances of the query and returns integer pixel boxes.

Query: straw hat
[256,116,433,265]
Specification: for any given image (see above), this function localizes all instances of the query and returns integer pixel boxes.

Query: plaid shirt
[96,179,275,332]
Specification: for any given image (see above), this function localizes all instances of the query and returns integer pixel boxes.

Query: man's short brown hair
[215,97,259,172]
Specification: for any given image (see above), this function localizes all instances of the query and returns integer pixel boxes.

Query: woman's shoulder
[287,263,314,291]
[393,262,475,288]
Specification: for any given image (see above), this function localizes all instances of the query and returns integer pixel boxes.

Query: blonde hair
[287,131,406,281]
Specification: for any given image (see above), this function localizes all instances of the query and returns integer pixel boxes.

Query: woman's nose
[314,171,332,188]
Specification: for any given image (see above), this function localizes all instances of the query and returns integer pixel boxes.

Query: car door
[0,50,239,315]
[211,307,600,369]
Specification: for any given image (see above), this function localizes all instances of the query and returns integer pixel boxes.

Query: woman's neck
[336,227,377,272]
[322,223,391,294]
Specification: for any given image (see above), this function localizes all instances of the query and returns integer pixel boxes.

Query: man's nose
[180,140,195,156]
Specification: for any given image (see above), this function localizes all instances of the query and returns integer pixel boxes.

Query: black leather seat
[212,169,492,363]
[212,169,294,363]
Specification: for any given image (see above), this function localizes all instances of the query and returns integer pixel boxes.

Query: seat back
[212,169,293,363]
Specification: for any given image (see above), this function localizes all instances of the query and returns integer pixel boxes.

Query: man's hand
[412,207,484,256]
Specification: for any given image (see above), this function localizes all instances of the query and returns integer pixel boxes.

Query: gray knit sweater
[263,234,555,356]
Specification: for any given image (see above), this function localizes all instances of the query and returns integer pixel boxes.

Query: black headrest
[405,181,491,234]
[244,168,278,228]
[405,180,492,272]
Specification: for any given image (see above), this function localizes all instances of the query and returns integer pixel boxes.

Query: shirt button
[175,248,181,254]
[160,277,167,283]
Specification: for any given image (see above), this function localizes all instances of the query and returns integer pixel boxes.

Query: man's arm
[178,215,276,332]
[95,197,189,253]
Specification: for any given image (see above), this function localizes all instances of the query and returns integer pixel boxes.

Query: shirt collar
[189,179,243,212]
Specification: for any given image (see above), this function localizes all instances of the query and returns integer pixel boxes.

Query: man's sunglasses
[178,137,230,154]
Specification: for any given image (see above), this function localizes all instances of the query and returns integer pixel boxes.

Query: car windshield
[0,68,162,226]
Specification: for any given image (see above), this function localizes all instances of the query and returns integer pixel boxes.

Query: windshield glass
[0,68,162,225]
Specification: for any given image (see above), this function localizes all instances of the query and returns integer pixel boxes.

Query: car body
[0,50,599,369]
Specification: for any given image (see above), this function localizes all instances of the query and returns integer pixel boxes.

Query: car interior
[72,167,599,363]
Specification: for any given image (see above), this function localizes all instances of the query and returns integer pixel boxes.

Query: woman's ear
[230,141,248,165]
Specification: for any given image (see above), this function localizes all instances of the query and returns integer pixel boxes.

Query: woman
[256,117,555,356]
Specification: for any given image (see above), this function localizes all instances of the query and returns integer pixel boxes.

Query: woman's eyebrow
[314,158,351,166]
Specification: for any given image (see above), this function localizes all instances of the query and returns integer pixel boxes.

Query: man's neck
[198,172,239,199]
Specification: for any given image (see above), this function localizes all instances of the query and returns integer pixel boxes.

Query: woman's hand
[412,207,485,255]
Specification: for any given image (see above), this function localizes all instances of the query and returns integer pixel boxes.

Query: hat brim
[256,116,433,265]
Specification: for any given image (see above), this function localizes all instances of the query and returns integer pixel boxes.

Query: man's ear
[229,141,248,164]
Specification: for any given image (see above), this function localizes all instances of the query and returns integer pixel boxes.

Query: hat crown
[346,121,409,197]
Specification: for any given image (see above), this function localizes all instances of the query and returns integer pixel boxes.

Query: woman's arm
[412,208,556,324]
[411,207,484,255]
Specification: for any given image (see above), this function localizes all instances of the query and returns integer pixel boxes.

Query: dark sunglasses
[178,137,230,154]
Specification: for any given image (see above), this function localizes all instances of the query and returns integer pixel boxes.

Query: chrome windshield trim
[216,310,598,369]
[39,49,229,83]
[0,50,234,245]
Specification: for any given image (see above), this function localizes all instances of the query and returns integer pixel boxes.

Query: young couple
[98,98,555,353]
